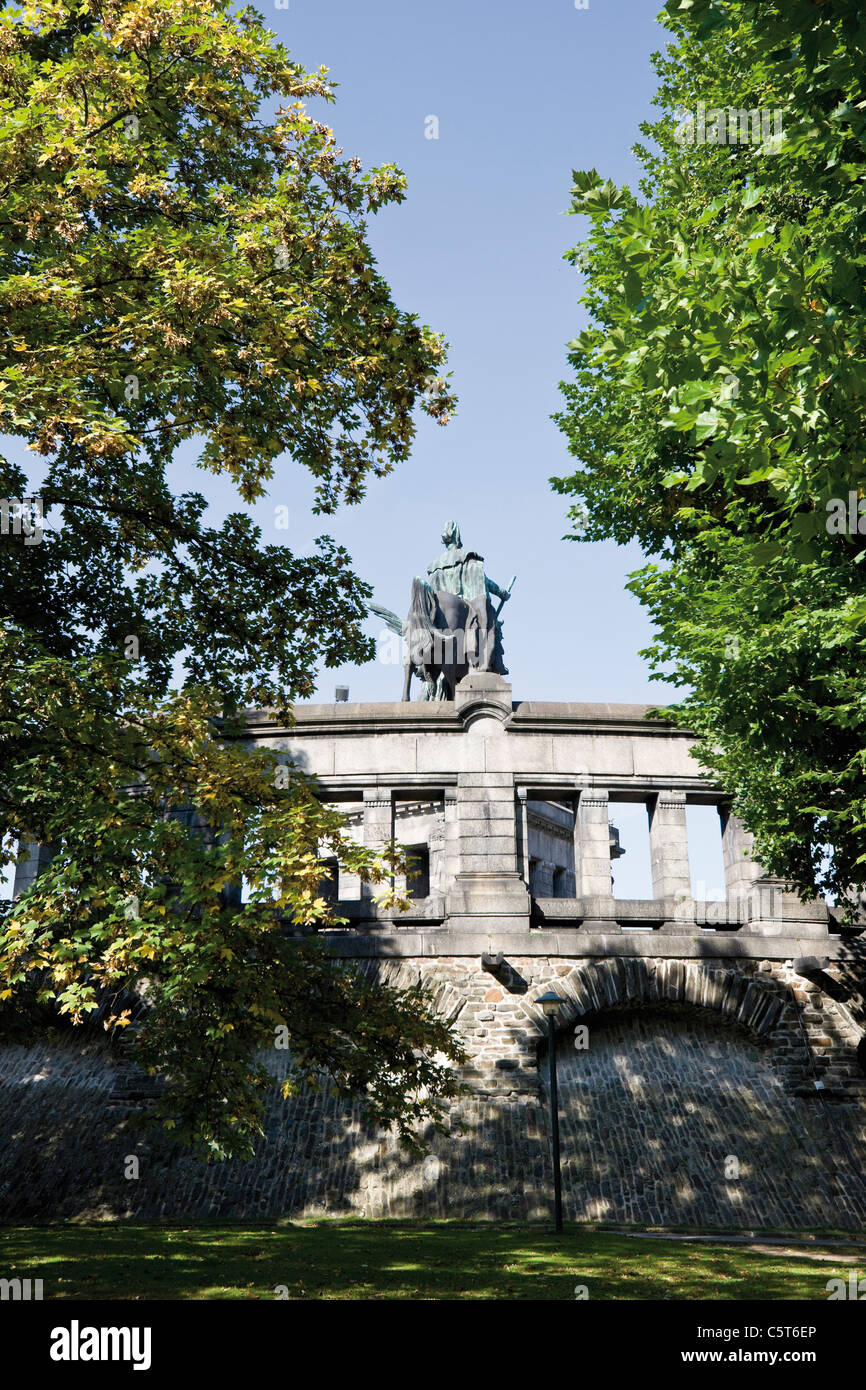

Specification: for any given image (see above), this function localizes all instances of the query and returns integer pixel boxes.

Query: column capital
[363,788,392,807]
[653,789,687,809]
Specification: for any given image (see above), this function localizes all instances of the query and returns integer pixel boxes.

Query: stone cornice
[527,809,573,842]
[241,700,694,741]
[315,927,852,961]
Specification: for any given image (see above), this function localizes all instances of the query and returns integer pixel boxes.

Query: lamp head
[536,991,565,1019]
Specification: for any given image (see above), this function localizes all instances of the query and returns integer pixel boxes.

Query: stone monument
[3,526,866,1230]
[369,521,515,701]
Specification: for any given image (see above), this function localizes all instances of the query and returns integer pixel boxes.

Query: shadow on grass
[0,1222,854,1301]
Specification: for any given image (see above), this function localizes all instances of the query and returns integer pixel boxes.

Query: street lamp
[537,990,566,1234]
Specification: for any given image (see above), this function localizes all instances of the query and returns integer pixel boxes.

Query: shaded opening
[317,857,339,907]
[526,798,576,898]
[405,846,430,900]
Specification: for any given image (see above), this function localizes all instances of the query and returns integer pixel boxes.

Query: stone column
[338,862,362,901]
[518,786,530,887]
[361,788,393,903]
[719,806,763,911]
[428,810,446,895]
[443,674,531,933]
[12,837,54,898]
[648,790,692,903]
[717,807,828,935]
[577,789,614,898]
[532,860,556,898]
[444,773,530,932]
[442,787,461,882]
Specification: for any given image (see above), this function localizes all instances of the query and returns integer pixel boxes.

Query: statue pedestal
[454,672,513,729]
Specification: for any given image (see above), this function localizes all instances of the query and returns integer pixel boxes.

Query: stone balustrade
[14,672,839,952]
[234,672,837,953]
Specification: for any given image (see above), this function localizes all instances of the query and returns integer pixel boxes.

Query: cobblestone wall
[1,956,864,1227]
[554,1007,866,1228]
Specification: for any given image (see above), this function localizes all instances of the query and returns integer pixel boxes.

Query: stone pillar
[717,808,828,935]
[12,837,54,898]
[719,807,763,912]
[449,774,519,875]
[361,788,393,902]
[442,674,531,933]
[518,786,530,887]
[648,790,692,903]
[532,860,556,898]
[335,803,364,900]
[577,789,614,898]
[428,810,446,894]
[338,862,362,900]
[442,787,461,882]
[444,773,530,933]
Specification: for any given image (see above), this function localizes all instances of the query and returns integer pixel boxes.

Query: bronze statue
[369,523,515,701]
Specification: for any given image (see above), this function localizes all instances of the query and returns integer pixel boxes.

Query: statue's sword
[493,575,517,619]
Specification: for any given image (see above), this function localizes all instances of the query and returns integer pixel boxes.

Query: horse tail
[404,578,438,667]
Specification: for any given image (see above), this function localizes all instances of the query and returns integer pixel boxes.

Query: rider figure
[426,521,510,674]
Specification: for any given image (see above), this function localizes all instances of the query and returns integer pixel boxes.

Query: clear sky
[261,0,671,708]
[154,0,673,709]
[11,0,673,701]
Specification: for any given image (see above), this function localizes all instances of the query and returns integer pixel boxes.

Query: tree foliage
[553,0,866,910]
[0,0,463,1157]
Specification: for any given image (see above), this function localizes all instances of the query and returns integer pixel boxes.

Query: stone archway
[520,960,866,1229]
[523,959,791,1046]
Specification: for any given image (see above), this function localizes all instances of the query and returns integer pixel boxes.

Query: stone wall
[2,956,864,1228]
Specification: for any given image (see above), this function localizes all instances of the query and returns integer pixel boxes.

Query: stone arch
[522,959,789,1043]
[548,1003,866,1228]
[520,956,863,1095]
[369,958,468,1027]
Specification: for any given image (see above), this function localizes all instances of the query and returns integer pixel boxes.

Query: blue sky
[262,0,671,707]
[12,0,673,703]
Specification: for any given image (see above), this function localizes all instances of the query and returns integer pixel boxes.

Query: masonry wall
[6,684,866,1227]
[2,956,864,1229]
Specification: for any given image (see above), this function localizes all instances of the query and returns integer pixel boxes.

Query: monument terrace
[3,522,866,1228]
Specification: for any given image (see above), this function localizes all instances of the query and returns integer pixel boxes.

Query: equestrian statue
[369,522,515,701]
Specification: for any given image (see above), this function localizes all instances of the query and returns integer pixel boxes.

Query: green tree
[553,0,866,912]
[0,0,463,1159]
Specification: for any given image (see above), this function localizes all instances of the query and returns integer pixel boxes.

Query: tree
[0,0,464,1159]
[552,0,866,913]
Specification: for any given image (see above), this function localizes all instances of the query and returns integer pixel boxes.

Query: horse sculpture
[402,578,494,700]
[370,579,504,701]
[368,523,514,701]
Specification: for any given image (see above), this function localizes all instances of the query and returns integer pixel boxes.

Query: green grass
[0,1222,860,1300]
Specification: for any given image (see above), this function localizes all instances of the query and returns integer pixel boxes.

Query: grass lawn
[0,1222,861,1300]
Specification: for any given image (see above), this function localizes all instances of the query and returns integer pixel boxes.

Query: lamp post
[537,990,566,1234]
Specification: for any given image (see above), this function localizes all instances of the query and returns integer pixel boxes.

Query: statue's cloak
[426,547,487,601]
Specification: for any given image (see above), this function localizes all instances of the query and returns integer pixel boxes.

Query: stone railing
[13,672,848,955]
